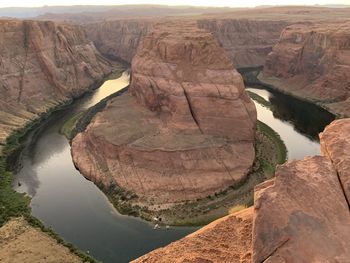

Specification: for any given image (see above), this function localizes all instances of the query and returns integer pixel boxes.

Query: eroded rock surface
[135,118,350,262]
[260,22,350,117]
[72,22,256,207]
[133,207,253,263]
[0,19,112,151]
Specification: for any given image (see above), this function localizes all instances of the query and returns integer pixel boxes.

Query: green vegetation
[60,112,85,140]
[246,90,272,108]
[228,205,247,215]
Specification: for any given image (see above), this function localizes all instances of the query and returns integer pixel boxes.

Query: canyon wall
[197,19,287,68]
[0,19,112,151]
[83,19,153,63]
[84,18,286,68]
[71,22,256,208]
[134,118,350,263]
[260,22,350,117]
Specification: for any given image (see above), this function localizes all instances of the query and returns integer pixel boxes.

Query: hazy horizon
[0,0,349,8]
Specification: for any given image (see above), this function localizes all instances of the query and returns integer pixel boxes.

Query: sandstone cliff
[0,19,112,151]
[83,19,153,63]
[72,22,256,209]
[134,118,350,262]
[197,19,287,68]
[260,22,350,117]
[84,18,287,68]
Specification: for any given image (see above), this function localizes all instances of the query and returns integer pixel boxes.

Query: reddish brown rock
[133,207,253,263]
[252,156,350,262]
[72,22,256,208]
[320,118,350,205]
[260,22,350,117]
[197,19,287,68]
[0,19,112,151]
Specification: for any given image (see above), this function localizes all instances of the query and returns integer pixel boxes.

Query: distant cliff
[0,19,112,151]
[197,19,287,68]
[260,22,350,117]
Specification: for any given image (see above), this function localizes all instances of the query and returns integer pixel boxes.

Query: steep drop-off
[134,118,350,262]
[260,22,350,117]
[72,22,256,211]
[197,19,287,68]
[0,19,112,152]
[84,18,287,68]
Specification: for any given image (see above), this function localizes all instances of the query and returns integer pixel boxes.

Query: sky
[0,0,349,8]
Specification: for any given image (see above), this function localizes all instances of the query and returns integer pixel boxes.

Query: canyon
[0,5,349,263]
[0,19,112,153]
[260,21,350,117]
[71,21,257,210]
[134,118,350,263]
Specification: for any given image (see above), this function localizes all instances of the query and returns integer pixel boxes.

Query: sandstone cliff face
[197,19,287,68]
[260,22,350,117]
[72,22,257,207]
[0,19,112,150]
[83,19,152,63]
[134,118,350,262]
[84,18,287,68]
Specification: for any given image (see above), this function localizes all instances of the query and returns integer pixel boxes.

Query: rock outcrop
[72,22,256,208]
[134,118,350,262]
[260,22,350,117]
[0,19,112,151]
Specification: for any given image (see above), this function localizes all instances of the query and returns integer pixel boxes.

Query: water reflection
[13,71,195,263]
[247,86,335,160]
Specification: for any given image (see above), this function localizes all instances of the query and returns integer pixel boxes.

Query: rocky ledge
[259,22,350,117]
[71,21,256,211]
[134,118,350,262]
[0,19,113,152]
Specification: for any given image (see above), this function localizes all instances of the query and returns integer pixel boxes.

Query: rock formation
[71,22,257,207]
[260,22,350,117]
[197,19,287,68]
[84,19,153,63]
[134,118,350,262]
[0,19,112,152]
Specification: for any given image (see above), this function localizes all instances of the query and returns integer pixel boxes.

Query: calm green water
[13,72,196,263]
[247,86,335,160]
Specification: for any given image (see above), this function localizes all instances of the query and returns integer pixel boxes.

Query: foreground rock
[135,118,350,262]
[134,207,253,263]
[260,22,350,117]
[0,19,112,152]
[72,22,256,210]
[0,217,82,263]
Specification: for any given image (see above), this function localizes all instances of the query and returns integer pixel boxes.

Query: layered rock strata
[0,19,112,151]
[197,19,287,68]
[72,22,257,207]
[260,22,350,117]
[134,118,350,262]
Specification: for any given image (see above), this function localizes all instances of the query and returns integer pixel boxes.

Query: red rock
[0,19,112,150]
[260,22,350,117]
[252,156,350,262]
[133,207,253,263]
[72,22,256,208]
[320,118,350,205]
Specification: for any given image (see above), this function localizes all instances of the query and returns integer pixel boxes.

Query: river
[12,72,334,263]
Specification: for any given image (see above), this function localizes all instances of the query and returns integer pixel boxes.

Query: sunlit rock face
[0,19,112,150]
[72,21,257,208]
[260,22,350,117]
[133,118,350,263]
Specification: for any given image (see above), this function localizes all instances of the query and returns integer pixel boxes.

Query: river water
[12,72,334,263]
